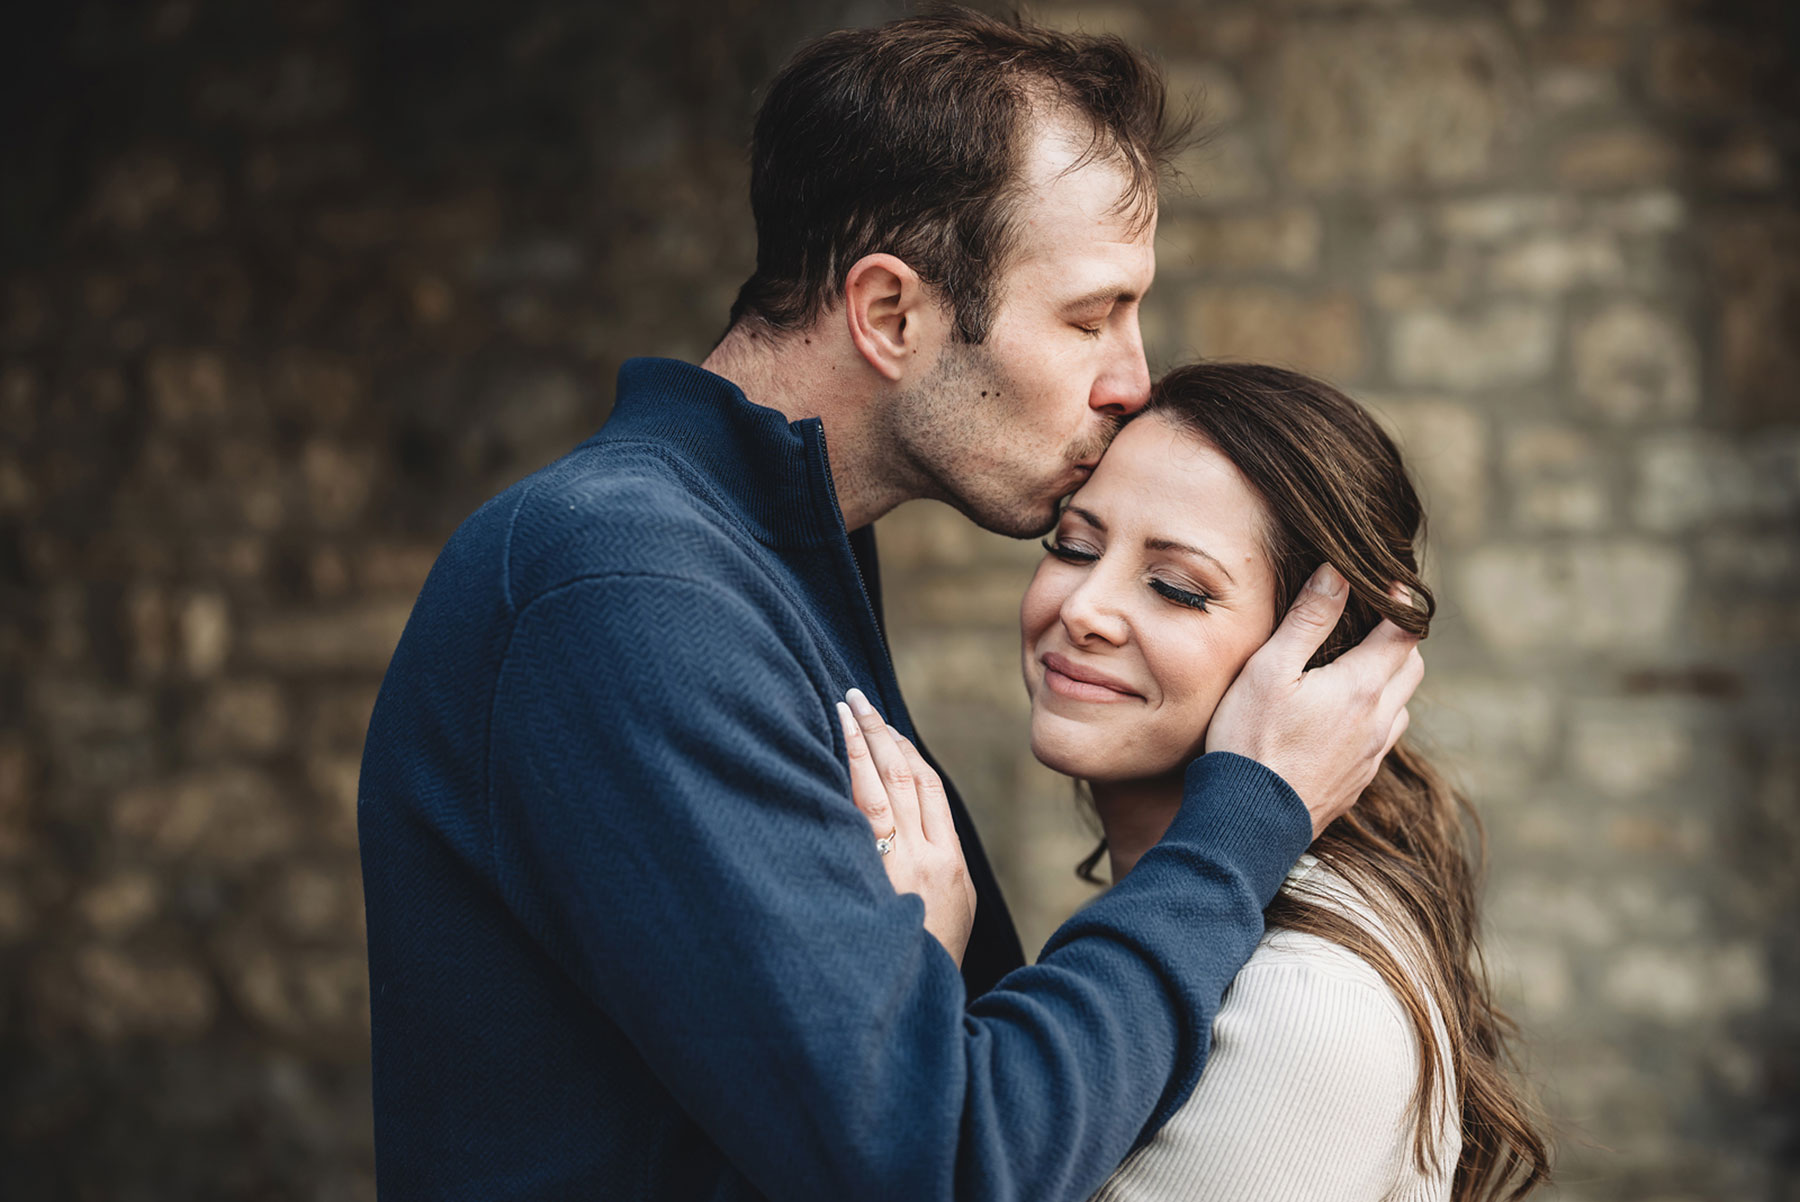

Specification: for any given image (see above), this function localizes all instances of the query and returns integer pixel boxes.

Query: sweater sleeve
[486,572,1312,1202]
[1089,936,1425,1202]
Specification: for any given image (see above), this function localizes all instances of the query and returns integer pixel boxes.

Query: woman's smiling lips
[1041,651,1142,702]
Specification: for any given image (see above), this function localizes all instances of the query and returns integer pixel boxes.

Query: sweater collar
[589,356,844,548]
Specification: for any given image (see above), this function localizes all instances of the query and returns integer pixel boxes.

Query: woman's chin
[1029,707,1196,785]
[1029,711,1139,782]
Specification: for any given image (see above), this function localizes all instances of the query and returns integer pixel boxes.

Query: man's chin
[965,503,1060,540]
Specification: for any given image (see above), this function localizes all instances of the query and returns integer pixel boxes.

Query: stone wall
[2,0,1795,1198]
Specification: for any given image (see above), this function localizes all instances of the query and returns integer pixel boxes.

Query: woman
[837,363,1550,1201]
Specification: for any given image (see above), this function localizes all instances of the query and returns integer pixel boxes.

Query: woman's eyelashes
[1150,579,1211,612]
[1041,539,1214,612]
[1041,537,1098,563]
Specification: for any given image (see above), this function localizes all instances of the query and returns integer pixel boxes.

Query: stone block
[902,568,1038,629]
[1695,533,1797,588]
[891,631,1029,715]
[271,864,359,941]
[180,591,232,677]
[1486,938,1573,1016]
[1436,195,1576,245]
[1169,132,1269,205]
[1554,127,1682,188]
[1163,61,1244,125]
[123,583,172,677]
[356,544,440,596]
[1031,4,1152,43]
[243,602,412,674]
[1705,210,1800,426]
[0,736,32,860]
[878,500,1042,573]
[147,349,230,425]
[77,870,162,937]
[301,439,375,528]
[219,940,369,1038]
[1389,304,1557,391]
[110,768,298,869]
[1185,286,1365,380]
[1363,397,1488,543]
[307,753,364,850]
[1568,699,1694,797]
[1489,231,1625,294]
[35,944,218,1042]
[0,878,30,942]
[1272,21,1524,192]
[82,150,221,235]
[1504,424,1611,532]
[1488,878,1618,945]
[1703,131,1783,192]
[268,351,363,428]
[1573,302,1698,422]
[1648,28,1774,114]
[1632,433,1765,531]
[1457,540,1686,654]
[1531,32,1628,112]
[1156,207,1322,275]
[1592,190,1686,236]
[1414,677,1559,787]
[185,680,289,757]
[1603,942,1767,1023]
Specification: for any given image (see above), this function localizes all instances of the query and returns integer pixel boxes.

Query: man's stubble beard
[889,339,1120,540]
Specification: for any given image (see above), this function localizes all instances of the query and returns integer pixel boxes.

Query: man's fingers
[1379,704,1411,762]
[1379,645,1425,717]
[892,731,955,847]
[836,702,891,832]
[846,689,922,845]
[1329,616,1421,686]
[1262,564,1350,675]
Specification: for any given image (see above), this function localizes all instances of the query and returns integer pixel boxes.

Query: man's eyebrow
[1060,286,1139,311]
[1066,505,1236,585]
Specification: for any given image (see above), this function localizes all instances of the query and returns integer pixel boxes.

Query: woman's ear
[843,253,943,381]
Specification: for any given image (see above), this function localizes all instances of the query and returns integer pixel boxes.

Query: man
[358,10,1420,1200]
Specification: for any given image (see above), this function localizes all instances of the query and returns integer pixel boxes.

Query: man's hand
[1206,565,1423,838]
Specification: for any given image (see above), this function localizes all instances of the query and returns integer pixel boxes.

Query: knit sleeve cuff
[1166,752,1312,908]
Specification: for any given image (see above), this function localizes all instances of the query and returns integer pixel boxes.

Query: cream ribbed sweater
[1090,858,1460,1202]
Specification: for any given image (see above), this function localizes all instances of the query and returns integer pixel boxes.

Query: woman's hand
[836,689,977,967]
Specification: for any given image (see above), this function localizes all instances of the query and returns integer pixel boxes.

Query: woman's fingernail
[846,688,875,717]
[835,701,856,731]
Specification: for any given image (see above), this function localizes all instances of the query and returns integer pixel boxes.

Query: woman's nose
[1060,574,1129,647]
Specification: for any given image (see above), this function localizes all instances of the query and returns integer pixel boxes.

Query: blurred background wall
[1,0,1795,1198]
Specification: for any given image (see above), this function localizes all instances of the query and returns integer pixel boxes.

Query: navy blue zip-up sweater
[357,358,1311,1201]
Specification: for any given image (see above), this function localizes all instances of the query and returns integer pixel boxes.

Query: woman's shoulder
[1088,858,1459,1202]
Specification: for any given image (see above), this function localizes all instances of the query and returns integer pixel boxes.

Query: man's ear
[844,253,942,382]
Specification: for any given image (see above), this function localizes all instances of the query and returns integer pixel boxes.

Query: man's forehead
[1009,118,1156,265]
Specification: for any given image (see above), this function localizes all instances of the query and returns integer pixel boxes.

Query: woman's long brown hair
[1077,362,1551,1201]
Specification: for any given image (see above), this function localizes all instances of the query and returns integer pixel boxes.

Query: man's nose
[1090,320,1152,417]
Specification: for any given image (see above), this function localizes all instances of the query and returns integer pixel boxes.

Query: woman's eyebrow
[1146,535,1236,585]
[1066,506,1236,585]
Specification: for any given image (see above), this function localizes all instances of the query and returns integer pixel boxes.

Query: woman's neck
[1090,771,1186,882]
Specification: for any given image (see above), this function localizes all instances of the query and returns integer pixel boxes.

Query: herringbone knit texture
[357,358,1312,1201]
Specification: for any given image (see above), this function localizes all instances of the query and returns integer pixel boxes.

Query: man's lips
[1041,651,1141,702]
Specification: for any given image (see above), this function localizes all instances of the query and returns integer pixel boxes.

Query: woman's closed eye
[1150,579,1211,612]
[1043,539,1214,612]
[1041,537,1098,563]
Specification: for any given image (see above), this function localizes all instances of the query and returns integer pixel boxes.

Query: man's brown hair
[729,6,1189,344]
